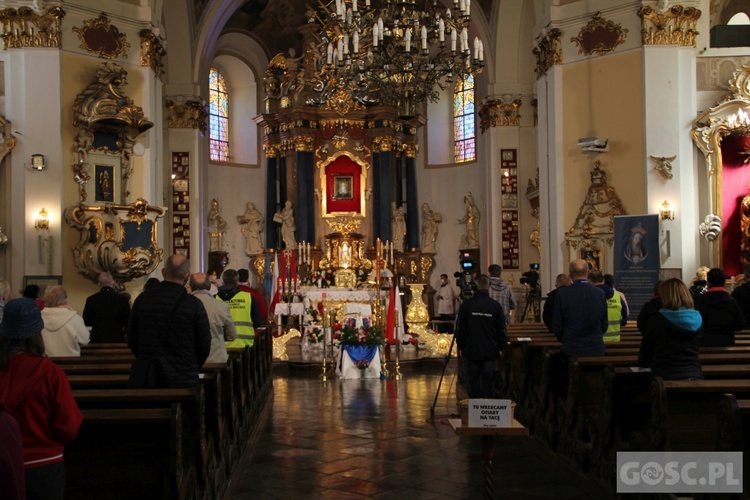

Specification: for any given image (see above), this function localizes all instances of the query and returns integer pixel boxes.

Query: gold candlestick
[394,306,402,379]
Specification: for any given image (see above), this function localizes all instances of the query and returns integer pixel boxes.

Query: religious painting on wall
[333,176,353,200]
[580,248,602,271]
[94,164,115,202]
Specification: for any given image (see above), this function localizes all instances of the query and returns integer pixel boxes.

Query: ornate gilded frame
[317,150,369,218]
[571,12,628,56]
[73,14,130,60]
[692,65,750,266]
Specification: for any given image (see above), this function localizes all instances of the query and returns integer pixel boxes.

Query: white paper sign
[516,337,532,341]
[468,399,512,428]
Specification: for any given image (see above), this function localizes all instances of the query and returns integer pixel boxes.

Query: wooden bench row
[498,325,750,492]
[58,330,273,500]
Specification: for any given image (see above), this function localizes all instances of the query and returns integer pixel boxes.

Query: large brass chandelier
[306,0,484,118]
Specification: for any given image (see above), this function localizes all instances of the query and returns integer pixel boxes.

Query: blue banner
[614,215,660,320]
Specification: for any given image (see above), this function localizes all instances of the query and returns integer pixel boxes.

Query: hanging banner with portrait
[614,214,660,320]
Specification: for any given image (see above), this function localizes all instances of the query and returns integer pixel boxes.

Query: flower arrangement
[304,306,320,324]
[306,327,324,344]
[355,359,370,370]
[334,322,385,347]
[402,336,419,347]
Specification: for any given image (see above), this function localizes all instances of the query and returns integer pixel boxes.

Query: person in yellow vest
[589,270,627,342]
[216,269,261,348]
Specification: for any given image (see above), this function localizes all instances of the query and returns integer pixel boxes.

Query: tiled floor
[224,352,615,499]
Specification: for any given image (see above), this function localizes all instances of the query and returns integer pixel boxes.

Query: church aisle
[224,370,614,499]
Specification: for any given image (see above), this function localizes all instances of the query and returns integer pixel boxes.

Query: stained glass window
[454,74,476,162]
[209,68,229,162]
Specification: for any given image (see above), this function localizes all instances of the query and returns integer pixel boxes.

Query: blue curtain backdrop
[295,151,315,244]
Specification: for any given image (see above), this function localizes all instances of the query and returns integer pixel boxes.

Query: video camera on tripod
[520,263,541,294]
[453,252,477,302]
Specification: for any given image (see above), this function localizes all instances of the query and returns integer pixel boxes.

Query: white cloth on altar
[274,303,305,317]
[336,347,382,379]
[303,289,376,302]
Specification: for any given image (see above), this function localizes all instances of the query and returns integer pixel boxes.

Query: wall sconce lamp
[659,200,675,221]
[35,208,49,230]
[30,154,46,171]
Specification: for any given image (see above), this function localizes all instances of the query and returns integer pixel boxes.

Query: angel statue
[207,198,228,252]
[391,202,406,252]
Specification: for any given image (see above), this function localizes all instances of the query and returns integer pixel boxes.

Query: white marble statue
[421,202,441,253]
[237,201,265,255]
[275,200,297,249]
[391,202,406,252]
[458,191,480,248]
[208,198,228,252]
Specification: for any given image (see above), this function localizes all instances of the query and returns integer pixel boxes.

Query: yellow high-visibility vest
[217,291,255,347]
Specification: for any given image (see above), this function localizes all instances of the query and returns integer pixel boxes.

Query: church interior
[3,0,750,497]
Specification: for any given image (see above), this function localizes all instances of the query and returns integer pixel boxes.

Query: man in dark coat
[695,267,744,347]
[127,255,211,388]
[83,272,131,343]
[552,259,608,357]
[542,273,571,332]
[455,274,507,398]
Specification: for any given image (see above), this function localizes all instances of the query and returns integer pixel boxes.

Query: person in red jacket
[0,298,83,500]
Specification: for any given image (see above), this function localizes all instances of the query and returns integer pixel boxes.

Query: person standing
[639,279,703,380]
[455,275,507,399]
[542,273,571,332]
[40,286,90,357]
[127,255,211,388]
[217,269,261,348]
[488,264,516,327]
[190,273,236,364]
[435,273,456,333]
[238,268,268,324]
[695,268,744,347]
[83,272,131,343]
[0,298,83,500]
[589,270,627,343]
[731,263,750,328]
[0,279,13,322]
[552,259,608,358]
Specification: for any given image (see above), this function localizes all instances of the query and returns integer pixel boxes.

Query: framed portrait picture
[22,275,62,299]
[333,176,353,200]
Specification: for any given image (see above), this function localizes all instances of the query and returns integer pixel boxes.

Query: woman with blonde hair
[40,286,90,357]
[639,278,703,380]
[0,278,13,321]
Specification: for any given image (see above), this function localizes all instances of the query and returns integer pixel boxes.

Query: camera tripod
[521,286,541,323]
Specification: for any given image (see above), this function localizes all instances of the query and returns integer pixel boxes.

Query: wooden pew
[632,378,750,453]
[65,404,193,500]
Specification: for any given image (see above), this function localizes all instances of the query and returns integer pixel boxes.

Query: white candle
[451,28,457,52]
[466,0,471,16]
[343,34,349,54]
[405,28,411,52]
[365,0,369,6]
[421,26,427,50]
[474,37,479,59]
[390,242,394,264]
[353,0,357,12]
[373,24,378,47]
[378,18,383,39]
[461,28,468,52]
[438,19,444,42]
[327,43,333,64]
[353,31,359,53]
[459,0,465,14]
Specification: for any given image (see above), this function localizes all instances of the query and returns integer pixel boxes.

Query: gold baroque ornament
[325,216,362,236]
[165,96,208,135]
[564,161,627,262]
[73,14,130,60]
[321,89,364,116]
[478,96,522,133]
[532,28,561,79]
[0,6,65,49]
[571,12,628,56]
[64,198,165,288]
[293,135,314,152]
[140,29,166,80]
[402,144,418,158]
[638,5,701,47]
